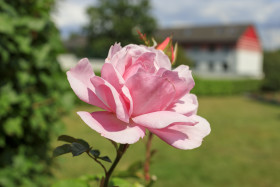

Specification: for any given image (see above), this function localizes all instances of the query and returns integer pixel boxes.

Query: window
[222,61,229,72]
[208,61,214,71]
[209,44,216,52]
[192,46,199,53]
[193,61,197,69]
[223,45,230,53]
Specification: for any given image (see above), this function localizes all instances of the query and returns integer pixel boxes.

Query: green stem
[103,144,129,187]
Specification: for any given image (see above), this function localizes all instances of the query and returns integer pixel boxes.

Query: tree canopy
[83,0,157,58]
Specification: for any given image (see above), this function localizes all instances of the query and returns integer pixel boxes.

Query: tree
[83,0,157,58]
[0,0,73,186]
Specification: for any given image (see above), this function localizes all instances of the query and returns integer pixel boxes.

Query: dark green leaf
[71,142,89,157]
[99,156,112,163]
[76,139,90,149]
[90,149,100,157]
[58,135,77,143]
[53,144,72,157]
[58,135,90,149]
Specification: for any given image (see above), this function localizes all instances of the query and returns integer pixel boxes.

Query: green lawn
[51,96,280,187]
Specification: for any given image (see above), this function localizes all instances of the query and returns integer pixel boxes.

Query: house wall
[177,25,263,78]
[185,48,263,78]
[235,49,263,78]
[186,48,236,74]
[233,25,263,78]
[186,49,263,78]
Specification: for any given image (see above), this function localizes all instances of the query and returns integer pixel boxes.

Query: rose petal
[122,51,156,80]
[168,94,198,116]
[66,58,109,110]
[91,76,130,122]
[174,65,195,93]
[100,63,133,115]
[157,66,194,101]
[110,45,170,77]
[121,86,133,116]
[150,47,171,70]
[77,111,145,144]
[150,115,211,150]
[101,63,125,92]
[106,43,122,62]
[126,72,176,116]
[132,111,197,129]
[110,45,136,76]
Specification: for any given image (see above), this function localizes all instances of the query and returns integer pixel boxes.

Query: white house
[156,24,263,79]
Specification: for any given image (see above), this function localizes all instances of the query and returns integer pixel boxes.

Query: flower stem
[144,132,153,182]
[103,144,129,187]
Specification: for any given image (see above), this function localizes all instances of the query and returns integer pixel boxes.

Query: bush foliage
[262,51,280,91]
[0,0,73,186]
[192,77,261,96]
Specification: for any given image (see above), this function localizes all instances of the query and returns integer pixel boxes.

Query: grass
[51,96,280,187]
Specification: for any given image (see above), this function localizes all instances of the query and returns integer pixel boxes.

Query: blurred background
[0,0,279,186]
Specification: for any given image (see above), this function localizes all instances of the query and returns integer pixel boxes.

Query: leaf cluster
[53,135,112,163]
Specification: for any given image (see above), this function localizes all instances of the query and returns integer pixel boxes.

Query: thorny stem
[144,132,153,182]
[103,144,129,187]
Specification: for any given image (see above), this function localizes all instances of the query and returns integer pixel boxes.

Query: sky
[52,0,280,50]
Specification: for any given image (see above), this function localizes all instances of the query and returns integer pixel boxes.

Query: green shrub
[192,77,261,96]
[262,51,280,91]
[0,0,74,186]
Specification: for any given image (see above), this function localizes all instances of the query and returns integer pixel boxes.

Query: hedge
[192,77,261,96]
[0,1,74,186]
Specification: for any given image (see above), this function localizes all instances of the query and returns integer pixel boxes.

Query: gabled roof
[155,24,253,43]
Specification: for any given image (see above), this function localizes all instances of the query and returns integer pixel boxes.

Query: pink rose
[67,44,210,149]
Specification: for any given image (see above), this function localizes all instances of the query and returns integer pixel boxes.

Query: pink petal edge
[66,58,109,110]
[90,76,130,123]
[132,111,197,129]
[150,115,211,150]
[77,111,145,144]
